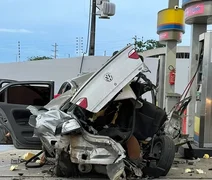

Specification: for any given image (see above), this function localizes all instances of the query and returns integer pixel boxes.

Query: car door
[0,79,17,89]
[0,81,54,149]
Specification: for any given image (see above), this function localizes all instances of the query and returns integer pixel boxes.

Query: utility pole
[89,0,96,56]
[76,37,84,56]
[52,43,58,59]
[18,41,21,62]
[76,37,78,56]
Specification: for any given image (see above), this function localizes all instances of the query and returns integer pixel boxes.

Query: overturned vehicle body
[20,45,177,179]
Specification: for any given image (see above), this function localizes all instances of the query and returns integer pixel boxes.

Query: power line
[52,43,58,59]
[0,38,132,49]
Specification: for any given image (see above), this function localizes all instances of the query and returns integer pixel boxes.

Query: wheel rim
[152,141,162,161]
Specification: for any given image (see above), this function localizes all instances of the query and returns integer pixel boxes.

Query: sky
[0,0,210,63]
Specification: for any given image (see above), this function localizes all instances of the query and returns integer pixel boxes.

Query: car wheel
[142,135,175,178]
[153,135,175,176]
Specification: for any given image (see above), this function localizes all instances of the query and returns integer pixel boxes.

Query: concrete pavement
[0,145,212,179]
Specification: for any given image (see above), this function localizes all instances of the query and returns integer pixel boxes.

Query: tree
[133,36,165,52]
[28,56,53,61]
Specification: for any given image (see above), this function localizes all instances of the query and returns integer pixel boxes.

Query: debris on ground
[188,161,194,165]
[185,168,194,173]
[185,168,206,174]
[10,165,18,171]
[174,157,200,166]
[203,154,210,159]
[22,152,36,161]
[196,169,205,174]
[174,158,186,164]
[11,158,21,164]
[2,149,212,179]
[10,153,16,156]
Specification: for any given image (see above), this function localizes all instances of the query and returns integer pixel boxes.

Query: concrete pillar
[157,0,184,112]
[158,55,165,108]
[163,0,180,110]
[168,0,179,8]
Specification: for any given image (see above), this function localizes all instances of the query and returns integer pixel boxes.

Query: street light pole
[89,0,96,56]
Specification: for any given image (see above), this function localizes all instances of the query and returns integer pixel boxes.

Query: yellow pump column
[156,1,185,112]
[157,8,185,43]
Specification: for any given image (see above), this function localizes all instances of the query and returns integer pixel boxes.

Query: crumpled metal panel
[69,129,126,165]
[28,107,74,155]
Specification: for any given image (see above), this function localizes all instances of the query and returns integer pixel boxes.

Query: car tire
[153,135,175,176]
[142,135,175,178]
[55,150,79,178]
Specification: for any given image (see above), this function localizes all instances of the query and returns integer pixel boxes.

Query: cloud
[0,28,33,33]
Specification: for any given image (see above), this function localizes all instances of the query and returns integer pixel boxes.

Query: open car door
[0,81,54,149]
[0,79,17,89]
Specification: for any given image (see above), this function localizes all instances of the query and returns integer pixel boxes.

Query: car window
[6,84,51,106]
[0,91,5,102]
[65,83,71,92]
[58,82,68,94]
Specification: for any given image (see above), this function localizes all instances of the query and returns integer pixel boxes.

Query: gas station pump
[194,32,212,149]
[155,0,212,158]
[178,32,212,158]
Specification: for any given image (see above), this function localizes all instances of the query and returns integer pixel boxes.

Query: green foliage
[28,56,53,61]
[135,38,165,52]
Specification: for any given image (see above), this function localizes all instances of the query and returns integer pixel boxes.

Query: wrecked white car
[0,45,176,179]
